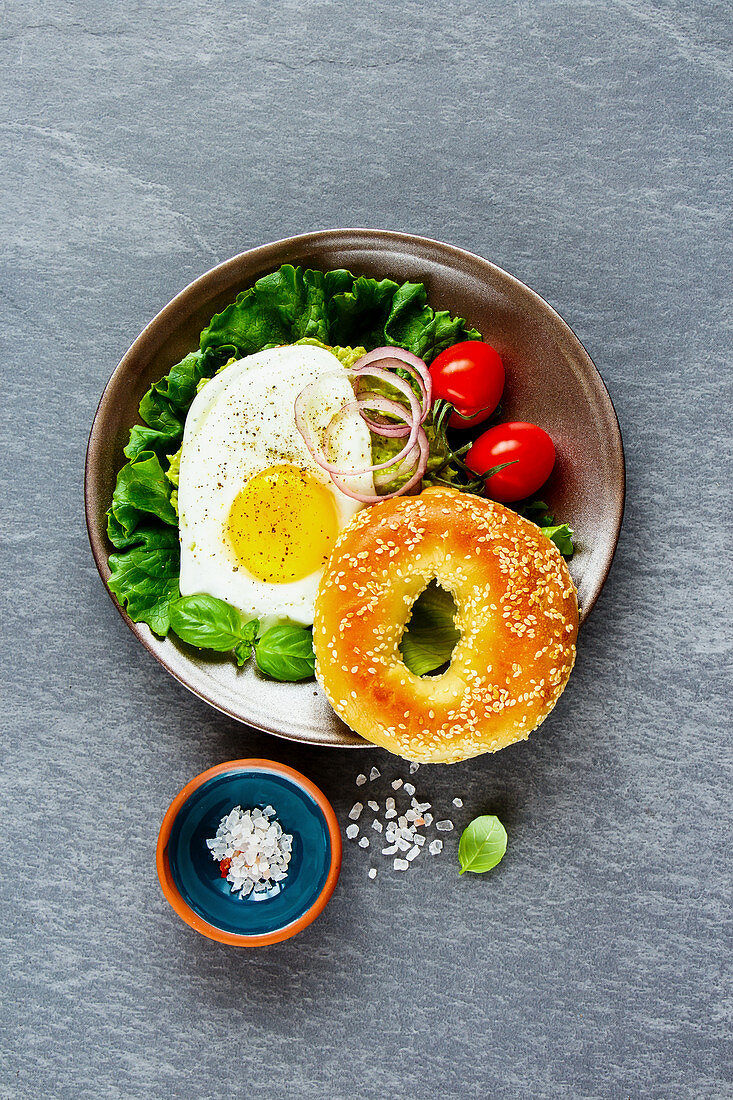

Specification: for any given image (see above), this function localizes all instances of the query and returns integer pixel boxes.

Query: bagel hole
[399,580,460,678]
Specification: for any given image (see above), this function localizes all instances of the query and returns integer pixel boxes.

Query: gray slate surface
[2,1,731,1097]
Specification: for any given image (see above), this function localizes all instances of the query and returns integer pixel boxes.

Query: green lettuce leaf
[107,526,180,635]
[200,267,354,354]
[518,501,575,557]
[136,346,233,450]
[541,523,575,557]
[108,451,177,543]
[123,425,177,460]
[200,266,479,364]
[400,581,460,676]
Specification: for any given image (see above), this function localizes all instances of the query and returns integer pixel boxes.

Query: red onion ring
[329,429,429,503]
[352,364,423,428]
[321,396,421,475]
[294,349,433,502]
[295,389,421,476]
[353,347,432,422]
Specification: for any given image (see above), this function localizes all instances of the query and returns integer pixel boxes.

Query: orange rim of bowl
[156,759,342,946]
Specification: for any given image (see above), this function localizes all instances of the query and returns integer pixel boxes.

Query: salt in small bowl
[157,759,341,946]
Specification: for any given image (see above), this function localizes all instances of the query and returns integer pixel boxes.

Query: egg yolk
[226,464,341,584]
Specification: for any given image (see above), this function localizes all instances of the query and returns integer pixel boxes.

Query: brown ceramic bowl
[85,229,624,748]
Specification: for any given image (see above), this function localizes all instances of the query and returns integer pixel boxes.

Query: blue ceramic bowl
[157,760,341,946]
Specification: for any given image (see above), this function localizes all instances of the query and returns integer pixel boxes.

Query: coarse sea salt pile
[344,763,461,878]
[207,805,293,899]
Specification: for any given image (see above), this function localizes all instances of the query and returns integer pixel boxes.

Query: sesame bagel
[313,486,578,764]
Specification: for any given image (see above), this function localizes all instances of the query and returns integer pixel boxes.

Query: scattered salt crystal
[369,767,380,781]
[372,820,383,833]
[368,868,377,879]
[423,813,434,826]
[346,824,359,840]
[348,802,363,821]
[367,800,379,811]
[397,815,408,829]
[429,840,443,855]
[356,774,367,786]
[385,808,397,820]
[452,797,463,808]
[406,845,421,861]
[391,779,403,790]
[436,820,454,832]
[409,762,420,774]
[385,797,395,810]
[413,834,426,847]
[405,809,417,822]
[403,782,416,797]
[395,837,410,852]
[381,844,398,856]
[358,837,369,848]
[393,858,409,871]
[413,800,431,812]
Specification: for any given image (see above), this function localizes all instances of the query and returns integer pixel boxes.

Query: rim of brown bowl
[85,228,625,746]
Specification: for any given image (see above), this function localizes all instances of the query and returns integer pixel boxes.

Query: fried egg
[177,344,373,625]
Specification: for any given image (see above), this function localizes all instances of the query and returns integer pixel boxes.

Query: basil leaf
[169,594,258,660]
[458,815,508,875]
[255,624,316,682]
[400,581,460,676]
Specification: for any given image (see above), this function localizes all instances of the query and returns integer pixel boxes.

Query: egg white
[177,344,373,626]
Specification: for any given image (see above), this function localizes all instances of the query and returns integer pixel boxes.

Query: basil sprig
[458,815,508,875]
[169,594,259,667]
[169,595,317,680]
[255,624,316,682]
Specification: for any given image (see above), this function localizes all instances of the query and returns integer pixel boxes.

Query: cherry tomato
[429,340,505,428]
[466,421,556,502]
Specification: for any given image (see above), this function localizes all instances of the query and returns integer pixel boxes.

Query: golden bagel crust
[313,487,578,764]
